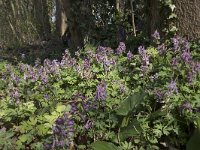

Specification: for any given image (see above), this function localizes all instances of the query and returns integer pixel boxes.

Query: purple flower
[152,30,160,40]
[83,103,90,111]
[11,73,20,83]
[171,57,178,68]
[187,72,194,83]
[67,120,74,126]
[181,50,192,63]
[127,51,133,60]
[172,37,180,51]
[70,103,77,113]
[167,80,178,95]
[84,120,92,130]
[95,82,107,101]
[116,42,126,55]
[53,126,61,135]
[96,53,105,63]
[43,94,49,100]
[56,118,64,125]
[83,58,90,70]
[40,72,48,84]
[154,89,163,101]
[97,46,106,54]
[138,46,145,55]
[58,140,65,147]
[44,143,52,150]
[138,46,149,66]
[181,101,192,112]
[157,44,166,55]
[119,84,126,93]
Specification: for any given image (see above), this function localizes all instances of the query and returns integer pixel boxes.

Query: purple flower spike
[171,57,178,68]
[67,120,74,126]
[138,46,145,55]
[152,30,160,40]
[95,82,107,101]
[172,37,180,51]
[157,44,165,55]
[127,51,133,60]
[181,50,192,63]
[83,58,90,70]
[181,101,192,112]
[116,42,126,55]
[84,120,92,130]
[167,80,178,95]
[187,72,194,83]
[119,84,126,93]
[56,118,64,125]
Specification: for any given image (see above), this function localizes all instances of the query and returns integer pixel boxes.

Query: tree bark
[174,0,200,40]
[34,0,51,40]
[55,0,68,38]
[130,0,136,36]
[147,0,161,36]
[62,0,84,50]
[116,0,125,13]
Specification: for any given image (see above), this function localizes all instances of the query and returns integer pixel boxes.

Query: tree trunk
[62,0,84,51]
[55,0,68,38]
[174,0,200,40]
[34,0,51,40]
[116,0,125,13]
[147,0,161,36]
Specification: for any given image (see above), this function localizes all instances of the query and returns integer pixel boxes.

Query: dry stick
[130,0,136,36]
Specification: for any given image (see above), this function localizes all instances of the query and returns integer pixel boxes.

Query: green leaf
[91,141,119,150]
[187,119,200,150]
[186,129,200,150]
[56,104,71,113]
[119,119,142,141]
[116,92,146,116]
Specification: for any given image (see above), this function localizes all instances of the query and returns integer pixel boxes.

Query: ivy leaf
[169,4,176,12]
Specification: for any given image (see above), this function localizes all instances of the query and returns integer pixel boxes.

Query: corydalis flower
[138,46,149,72]
[152,30,160,40]
[11,73,20,83]
[181,49,192,63]
[187,72,194,83]
[116,42,126,55]
[119,84,126,93]
[171,57,178,68]
[154,89,163,101]
[138,46,149,65]
[180,101,192,112]
[103,58,116,72]
[157,43,166,55]
[97,46,106,54]
[83,58,90,70]
[172,36,180,51]
[84,120,92,130]
[127,51,133,60]
[95,82,107,101]
[167,80,178,95]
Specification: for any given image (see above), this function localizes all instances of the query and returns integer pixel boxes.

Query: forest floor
[0,39,67,65]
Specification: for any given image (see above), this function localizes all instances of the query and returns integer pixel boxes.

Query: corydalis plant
[116,42,126,55]
[95,82,107,101]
